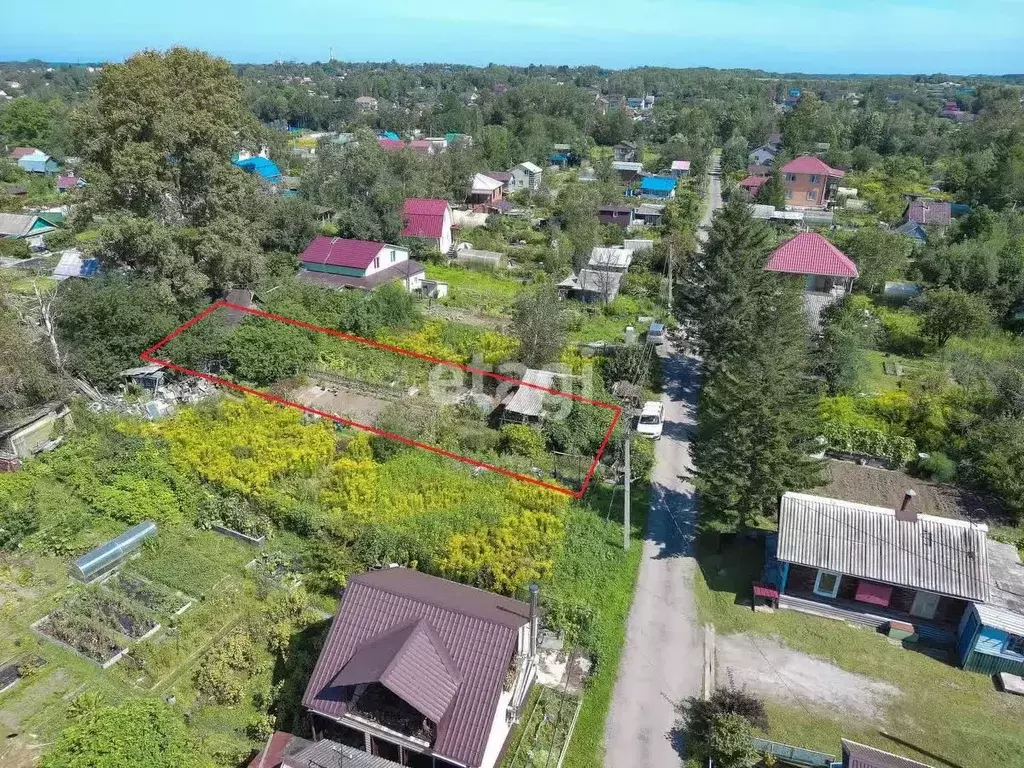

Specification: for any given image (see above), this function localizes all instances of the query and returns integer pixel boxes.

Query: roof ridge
[783,491,989,530]
[351,571,529,627]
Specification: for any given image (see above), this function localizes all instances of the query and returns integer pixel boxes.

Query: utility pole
[623,435,631,550]
[667,242,674,310]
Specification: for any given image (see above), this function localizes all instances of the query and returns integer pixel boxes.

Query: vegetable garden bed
[33,611,127,667]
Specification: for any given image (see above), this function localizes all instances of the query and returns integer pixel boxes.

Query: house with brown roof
[298,236,424,292]
[302,567,538,768]
[402,199,454,254]
[895,200,953,243]
[356,96,379,112]
[765,232,858,333]
[781,156,845,208]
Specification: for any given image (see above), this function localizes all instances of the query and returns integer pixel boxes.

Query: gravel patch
[716,633,900,722]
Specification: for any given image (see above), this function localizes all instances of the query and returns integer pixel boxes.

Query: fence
[749,737,838,767]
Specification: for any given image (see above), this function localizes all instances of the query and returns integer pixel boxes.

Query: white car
[634,401,664,439]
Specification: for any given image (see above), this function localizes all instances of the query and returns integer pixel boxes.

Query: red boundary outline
[140,301,622,499]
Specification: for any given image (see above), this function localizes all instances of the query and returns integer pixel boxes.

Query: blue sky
[3,0,1021,74]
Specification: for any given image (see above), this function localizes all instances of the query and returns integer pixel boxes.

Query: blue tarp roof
[640,176,676,192]
[232,156,282,183]
[380,131,400,141]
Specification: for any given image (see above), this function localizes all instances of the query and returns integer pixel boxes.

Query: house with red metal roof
[737,175,769,195]
[378,138,406,152]
[780,156,845,209]
[765,232,858,333]
[298,236,424,292]
[402,198,454,254]
[301,567,538,768]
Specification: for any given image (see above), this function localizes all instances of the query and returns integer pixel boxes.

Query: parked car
[647,322,666,344]
[635,401,664,439]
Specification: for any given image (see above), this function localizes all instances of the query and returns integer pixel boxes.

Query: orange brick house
[780,156,845,209]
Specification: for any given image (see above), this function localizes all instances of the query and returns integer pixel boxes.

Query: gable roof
[765,232,859,279]
[516,161,541,174]
[671,160,691,171]
[781,155,845,178]
[841,739,936,768]
[302,567,531,768]
[402,198,450,239]
[8,147,39,160]
[470,173,504,194]
[300,236,385,270]
[639,176,676,192]
[56,173,81,190]
[485,171,512,183]
[588,246,633,270]
[505,369,558,417]
[331,618,461,724]
[738,175,769,191]
[777,492,990,602]
[378,138,405,151]
[905,200,951,226]
[283,740,403,768]
[0,213,46,238]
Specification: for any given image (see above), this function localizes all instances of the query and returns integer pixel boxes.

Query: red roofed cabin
[402,198,454,255]
[302,567,539,768]
[781,156,845,208]
[299,237,424,292]
[766,232,858,293]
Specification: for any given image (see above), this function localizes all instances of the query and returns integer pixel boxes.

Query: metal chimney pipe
[528,583,539,657]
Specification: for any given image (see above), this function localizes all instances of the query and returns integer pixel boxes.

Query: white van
[635,401,664,439]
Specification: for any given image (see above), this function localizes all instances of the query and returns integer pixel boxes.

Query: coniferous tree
[681,198,822,531]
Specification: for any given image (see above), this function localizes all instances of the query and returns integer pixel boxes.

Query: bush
[499,424,546,461]
[628,436,655,481]
[821,419,917,467]
[919,451,956,483]
[876,307,926,356]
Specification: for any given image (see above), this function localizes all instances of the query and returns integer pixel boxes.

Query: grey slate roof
[283,739,403,768]
[0,213,40,238]
[976,540,1024,635]
[841,739,936,768]
[777,492,990,602]
[505,369,557,418]
[302,567,530,768]
[576,269,622,301]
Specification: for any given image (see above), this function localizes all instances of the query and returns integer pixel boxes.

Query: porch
[778,592,958,648]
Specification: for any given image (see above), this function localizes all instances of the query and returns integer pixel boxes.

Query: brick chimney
[896,489,918,522]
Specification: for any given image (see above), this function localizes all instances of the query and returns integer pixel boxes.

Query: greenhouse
[71,521,158,583]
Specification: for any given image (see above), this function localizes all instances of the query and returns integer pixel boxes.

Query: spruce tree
[683,199,823,531]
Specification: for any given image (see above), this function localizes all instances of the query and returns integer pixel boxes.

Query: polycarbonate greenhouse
[71,521,157,582]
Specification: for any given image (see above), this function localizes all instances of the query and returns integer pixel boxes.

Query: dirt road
[603,153,722,767]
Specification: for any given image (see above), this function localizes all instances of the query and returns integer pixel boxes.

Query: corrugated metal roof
[777,492,990,602]
[978,540,1024,634]
[402,199,449,239]
[588,247,633,271]
[302,568,530,768]
[300,236,386,270]
[470,173,503,194]
[284,739,403,768]
[906,201,951,226]
[765,232,859,279]
[576,269,622,301]
[841,739,936,768]
[505,369,557,418]
[671,160,691,171]
[517,161,541,174]
[781,155,845,178]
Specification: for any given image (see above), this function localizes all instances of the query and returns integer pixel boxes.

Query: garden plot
[247,551,303,590]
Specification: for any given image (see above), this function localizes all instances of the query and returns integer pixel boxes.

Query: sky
[2,0,1022,75]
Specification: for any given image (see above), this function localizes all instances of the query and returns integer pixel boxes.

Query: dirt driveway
[716,634,900,722]
[290,383,393,424]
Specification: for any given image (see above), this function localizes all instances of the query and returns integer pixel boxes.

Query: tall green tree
[73,48,265,300]
[840,227,912,293]
[753,169,786,210]
[683,198,822,530]
[511,284,569,367]
[917,287,993,347]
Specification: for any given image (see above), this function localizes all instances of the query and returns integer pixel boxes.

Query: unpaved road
[717,634,900,722]
[603,153,722,768]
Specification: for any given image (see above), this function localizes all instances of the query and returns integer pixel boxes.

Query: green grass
[9,276,57,295]
[695,536,1024,768]
[556,484,649,768]
[426,264,523,315]
[856,349,931,394]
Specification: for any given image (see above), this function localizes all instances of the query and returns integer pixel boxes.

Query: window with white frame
[813,569,841,598]
[807,190,816,201]
[1007,634,1024,656]
[373,256,380,269]
[810,174,820,184]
